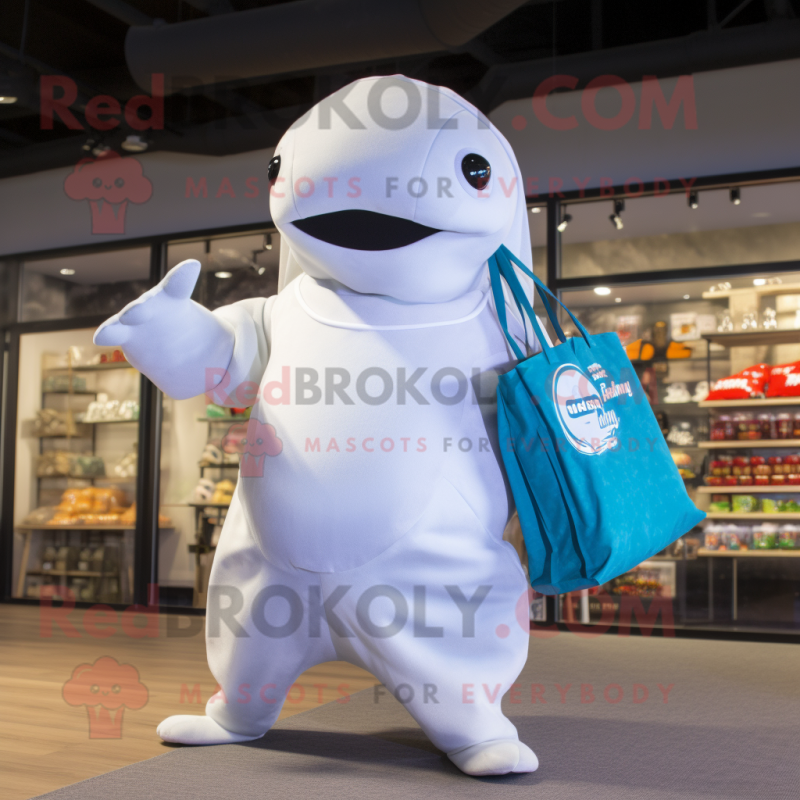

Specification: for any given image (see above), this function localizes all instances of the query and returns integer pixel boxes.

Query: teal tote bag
[490,245,704,594]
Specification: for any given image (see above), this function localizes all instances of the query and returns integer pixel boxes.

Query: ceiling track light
[609,198,625,230]
[688,190,699,210]
[557,208,572,233]
[121,134,149,153]
[264,233,273,250]
[730,187,741,205]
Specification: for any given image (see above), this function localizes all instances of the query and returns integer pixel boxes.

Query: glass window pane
[12,331,141,604]
[158,232,279,607]
[561,182,800,278]
[168,232,280,311]
[0,258,19,326]
[21,247,151,322]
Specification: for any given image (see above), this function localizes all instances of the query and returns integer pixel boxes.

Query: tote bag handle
[489,245,591,362]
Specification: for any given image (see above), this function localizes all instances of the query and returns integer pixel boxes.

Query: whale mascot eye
[267,155,281,184]
[461,153,491,190]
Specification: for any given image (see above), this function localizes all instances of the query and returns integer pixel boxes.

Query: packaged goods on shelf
[41,375,87,393]
[79,397,139,423]
[706,493,800,514]
[32,409,81,437]
[112,451,137,478]
[703,520,800,550]
[766,361,800,398]
[36,451,72,477]
[705,454,800,486]
[35,451,106,478]
[70,455,106,477]
[706,364,770,400]
[47,486,129,526]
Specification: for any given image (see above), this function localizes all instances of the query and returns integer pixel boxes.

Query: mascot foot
[157,715,262,745]
[448,739,539,776]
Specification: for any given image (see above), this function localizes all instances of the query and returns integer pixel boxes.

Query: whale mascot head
[271,75,535,329]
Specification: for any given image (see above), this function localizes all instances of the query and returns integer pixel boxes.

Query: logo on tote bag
[552,364,624,455]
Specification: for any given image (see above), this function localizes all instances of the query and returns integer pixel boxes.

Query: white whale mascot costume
[95,75,543,777]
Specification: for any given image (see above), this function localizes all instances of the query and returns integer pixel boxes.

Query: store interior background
[3,1,800,639]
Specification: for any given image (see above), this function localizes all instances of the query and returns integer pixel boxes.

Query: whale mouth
[292,210,440,251]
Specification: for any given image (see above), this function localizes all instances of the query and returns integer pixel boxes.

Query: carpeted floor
[34,633,800,800]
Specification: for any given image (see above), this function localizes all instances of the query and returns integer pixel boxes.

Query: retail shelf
[699,398,800,408]
[79,418,139,424]
[16,524,133,531]
[196,416,249,423]
[187,502,232,508]
[702,330,800,347]
[16,523,173,531]
[65,362,134,372]
[631,355,728,365]
[33,432,92,438]
[697,547,800,558]
[704,512,800,520]
[697,485,800,493]
[41,390,98,395]
[27,569,108,577]
[699,439,800,448]
[701,281,800,300]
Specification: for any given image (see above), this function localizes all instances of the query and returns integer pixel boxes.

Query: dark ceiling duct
[125,0,530,93]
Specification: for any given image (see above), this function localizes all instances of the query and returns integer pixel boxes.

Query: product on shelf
[211,479,235,505]
[22,506,56,526]
[42,375,87,393]
[98,349,127,364]
[732,495,758,513]
[624,339,654,360]
[765,361,800,398]
[118,502,173,527]
[752,523,779,549]
[779,524,800,548]
[79,395,139,422]
[705,363,770,401]
[708,494,731,513]
[70,455,106,477]
[664,382,691,403]
[36,450,73,477]
[705,453,800,486]
[32,408,81,437]
[692,381,710,402]
[671,451,695,479]
[198,442,238,467]
[47,487,129,526]
[667,421,695,446]
[703,520,800,551]
[194,478,216,502]
[665,341,692,359]
[112,451,137,478]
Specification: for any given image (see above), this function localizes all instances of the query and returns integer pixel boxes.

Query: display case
[13,339,144,603]
[555,273,800,632]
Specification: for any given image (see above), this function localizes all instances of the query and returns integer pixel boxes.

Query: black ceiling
[1,0,799,178]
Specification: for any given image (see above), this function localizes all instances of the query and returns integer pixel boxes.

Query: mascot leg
[157,495,338,745]
[328,480,537,776]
